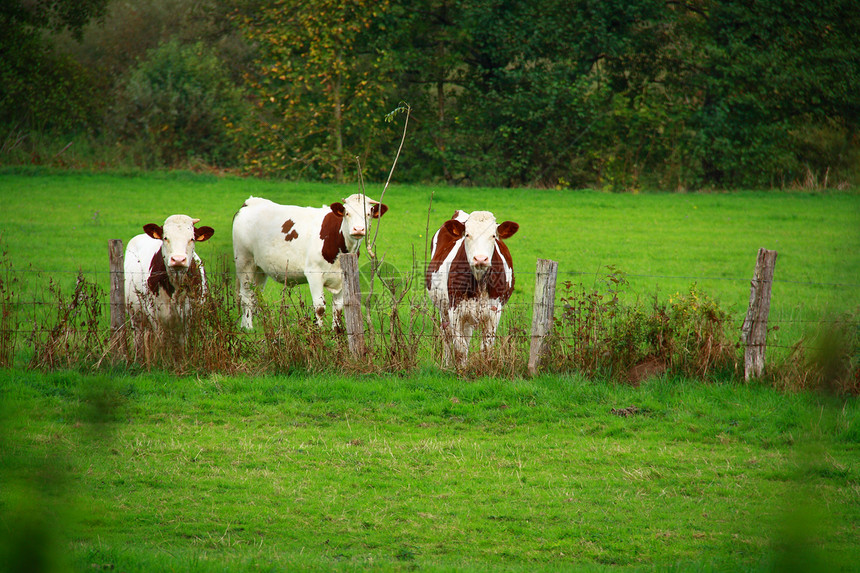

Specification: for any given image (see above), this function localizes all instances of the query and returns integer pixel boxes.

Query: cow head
[443,211,518,280]
[329,193,388,242]
[144,214,214,279]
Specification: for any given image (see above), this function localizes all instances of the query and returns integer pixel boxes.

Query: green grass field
[1,168,858,355]
[2,370,858,572]
[1,169,859,571]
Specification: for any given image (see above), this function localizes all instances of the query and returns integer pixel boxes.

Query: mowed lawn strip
[2,369,858,571]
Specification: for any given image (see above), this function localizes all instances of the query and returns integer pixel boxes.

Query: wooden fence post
[741,248,778,381]
[341,253,366,357]
[108,239,127,359]
[528,258,559,376]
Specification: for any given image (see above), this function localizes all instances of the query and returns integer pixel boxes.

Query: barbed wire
[3,266,859,289]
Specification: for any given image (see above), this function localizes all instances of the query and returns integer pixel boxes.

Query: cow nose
[473,254,490,267]
[351,226,366,237]
[169,254,188,267]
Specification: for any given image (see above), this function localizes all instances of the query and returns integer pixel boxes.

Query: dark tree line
[1,0,858,189]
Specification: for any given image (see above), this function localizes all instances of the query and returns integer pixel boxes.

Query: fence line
[3,247,858,377]
[2,300,857,326]
[6,265,860,289]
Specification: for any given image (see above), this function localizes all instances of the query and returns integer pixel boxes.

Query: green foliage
[670,0,860,188]
[554,274,738,382]
[237,0,396,181]
[230,0,860,187]
[3,0,859,187]
[0,24,101,133]
[0,0,109,39]
[111,39,251,168]
[0,0,108,133]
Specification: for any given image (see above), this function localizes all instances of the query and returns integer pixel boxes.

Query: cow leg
[440,323,453,368]
[235,257,266,330]
[307,273,328,328]
[329,284,344,332]
[452,320,472,369]
[481,308,502,352]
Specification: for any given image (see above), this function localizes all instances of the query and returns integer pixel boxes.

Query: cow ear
[443,219,466,238]
[194,226,215,242]
[371,203,388,218]
[143,224,163,240]
[497,221,519,239]
[330,202,345,217]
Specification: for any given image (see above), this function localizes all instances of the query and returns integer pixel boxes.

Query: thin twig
[423,186,436,270]
[367,102,411,259]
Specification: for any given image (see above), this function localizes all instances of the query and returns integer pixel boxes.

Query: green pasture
[1,369,858,572]
[0,168,858,357]
[1,171,859,571]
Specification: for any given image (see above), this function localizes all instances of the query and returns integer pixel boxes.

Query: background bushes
[0,0,858,188]
[110,39,250,168]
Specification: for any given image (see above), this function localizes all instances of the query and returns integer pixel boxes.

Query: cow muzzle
[472,254,490,268]
[471,255,491,280]
[350,227,366,238]
[168,254,190,268]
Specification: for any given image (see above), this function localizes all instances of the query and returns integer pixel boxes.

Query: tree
[238,0,395,181]
[0,0,109,130]
[111,40,251,168]
[663,0,860,187]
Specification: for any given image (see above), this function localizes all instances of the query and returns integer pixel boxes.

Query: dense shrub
[111,39,250,169]
[552,272,738,382]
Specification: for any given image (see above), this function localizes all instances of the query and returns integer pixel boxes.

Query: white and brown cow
[124,215,214,345]
[426,210,519,367]
[232,194,388,330]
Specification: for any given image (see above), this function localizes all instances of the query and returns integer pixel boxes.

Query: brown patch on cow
[487,239,515,302]
[281,219,299,242]
[146,252,203,298]
[445,244,474,308]
[443,238,515,308]
[147,252,174,296]
[319,211,347,264]
[425,219,465,290]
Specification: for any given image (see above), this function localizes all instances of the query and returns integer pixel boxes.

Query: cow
[232,193,388,330]
[124,215,215,349]
[426,210,519,367]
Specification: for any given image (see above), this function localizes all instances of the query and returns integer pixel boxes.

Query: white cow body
[232,194,387,329]
[426,210,518,367]
[124,215,213,338]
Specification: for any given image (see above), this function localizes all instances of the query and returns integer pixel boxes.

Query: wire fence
[3,264,857,372]
[3,266,858,330]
